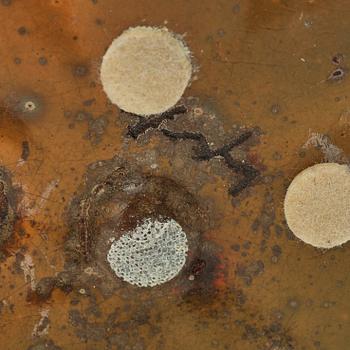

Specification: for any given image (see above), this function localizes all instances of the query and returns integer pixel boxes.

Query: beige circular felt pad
[284,162,350,248]
[100,26,192,116]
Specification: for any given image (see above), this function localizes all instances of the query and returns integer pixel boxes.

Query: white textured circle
[100,26,192,116]
[284,163,350,248]
[107,218,188,287]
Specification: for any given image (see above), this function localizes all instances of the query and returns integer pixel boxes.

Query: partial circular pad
[284,163,350,248]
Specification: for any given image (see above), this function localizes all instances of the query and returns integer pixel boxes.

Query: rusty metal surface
[0,1,350,349]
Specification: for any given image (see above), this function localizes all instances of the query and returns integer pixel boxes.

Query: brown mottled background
[0,1,350,349]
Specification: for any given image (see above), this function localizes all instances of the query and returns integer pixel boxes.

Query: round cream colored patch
[107,218,188,287]
[284,163,350,248]
[100,26,192,116]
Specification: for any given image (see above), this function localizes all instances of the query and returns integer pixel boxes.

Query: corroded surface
[1,1,350,349]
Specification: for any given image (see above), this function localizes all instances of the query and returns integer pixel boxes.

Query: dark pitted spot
[17,26,28,35]
[86,115,109,145]
[298,149,306,158]
[0,168,16,249]
[236,260,264,286]
[21,141,30,161]
[190,259,206,277]
[217,29,225,37]
[83,98,95,106]
[242,241,251,250]
[1,0,11,6]
[332,53,344,65]
[0,182,8,221]
[75,110,92,121]
[232,3,240,13]
[272,245,282,257]
[38,56,48,65]
[231,244,240,251]
[14,57,21,65]
[328,67,345,81]
[32,277,57,301]
[73,65,89,77]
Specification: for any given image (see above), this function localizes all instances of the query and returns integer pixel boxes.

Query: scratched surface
[0,1,350,349]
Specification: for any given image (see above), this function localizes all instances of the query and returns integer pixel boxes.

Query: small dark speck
[272,245,282,257]
[73,36,78,41]
[298,150,306,158]
[83,99,95,107]
[231,244,240,252]
[274,224,283,237]
[73,65,89,77]
[21,141,30,161]
[336,280,344,288]
[242,241,251,250]
[217,29,225,37]
[332,53,344,65]
[232,3,240,13]
[271,104,281,114]
[91,0,98,3]
[17,26,27,35]
[14,57,21,65]
[251,219,260,232]
[285,227,295,240]
[1,0,11,6]
[95,18,104,25]
[272,151,282,160]
[38,57,48,65]
[313,341,321,349]
[75,111,91,121]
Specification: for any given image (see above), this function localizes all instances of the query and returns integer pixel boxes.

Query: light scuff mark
[20,253,36,290]
[32,308,50,338]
